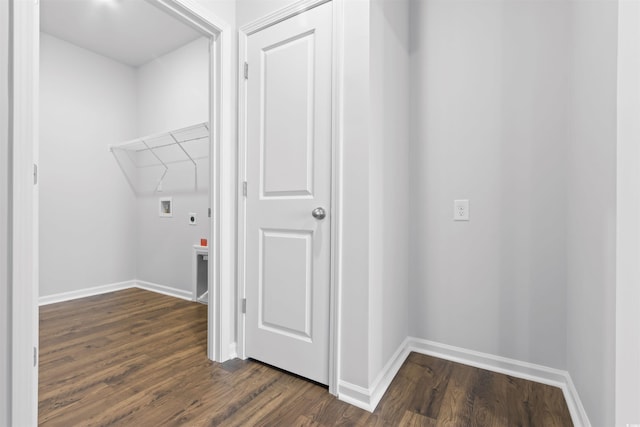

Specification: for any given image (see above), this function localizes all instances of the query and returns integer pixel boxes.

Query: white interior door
[244,2,333,385]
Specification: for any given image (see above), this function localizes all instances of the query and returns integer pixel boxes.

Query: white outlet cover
[189,212,197,225]
[454,199,469,221]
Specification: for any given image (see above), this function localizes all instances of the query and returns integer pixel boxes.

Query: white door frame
[10,0,235,423]
[151,0,236,365]
[616,2,640,424]
[237,0,344,395]
[10,0,40,424]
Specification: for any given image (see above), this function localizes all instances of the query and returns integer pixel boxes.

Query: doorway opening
[10,0,234,423]
[39,0,212,308]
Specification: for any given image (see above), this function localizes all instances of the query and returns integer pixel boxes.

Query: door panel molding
[258,228,313,341]
[260,31,316,199]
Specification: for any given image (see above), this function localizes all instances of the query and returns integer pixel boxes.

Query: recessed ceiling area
[40,0,204,67]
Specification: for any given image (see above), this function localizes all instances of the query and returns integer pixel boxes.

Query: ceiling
[40,0,205,67]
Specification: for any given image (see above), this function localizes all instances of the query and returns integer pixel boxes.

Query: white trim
[336,381,372,412]
[564,373,592,427]
[328,0,344,397]
[240,0,331,35]
[337,337,410,412]
[215,22,235,365]
[408,338,589,427]
[38,281,134,306]
[616,2,640,426]
[130,0,235,364]
[38,280,193,306]
[236,22,248,363]
[337,337,590,427]
[135,280,193,301]
[368,337,411,409]
[154,0,228,35]
[408,337,568,387]
[228,342,237,359]
[236,0,343,397]
[10,0,39,424]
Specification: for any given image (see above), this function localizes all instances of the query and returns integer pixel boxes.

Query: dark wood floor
[39,288,573,426]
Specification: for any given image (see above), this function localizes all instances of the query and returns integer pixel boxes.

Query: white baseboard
[562,372,591,427]
[338,337,412,412]
[337,381,373,412]
[337,337,411,412]
[337,336,590,427]
[369,336,412,409]
[39,280,193,305]
[38,280,134,305]
[408,337,590,427]
[408,337,567,387]
[408,338,591,427]
[228,342,238,359]
[134,280,192,301]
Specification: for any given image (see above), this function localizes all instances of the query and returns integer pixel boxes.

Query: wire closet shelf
[109,122,209,194]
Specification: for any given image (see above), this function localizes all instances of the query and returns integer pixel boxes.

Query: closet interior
[39,0,211,305]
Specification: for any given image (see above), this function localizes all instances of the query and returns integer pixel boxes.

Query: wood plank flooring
[39,288,573,426]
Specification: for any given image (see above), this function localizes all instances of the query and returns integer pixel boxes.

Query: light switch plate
[454,200,469,221]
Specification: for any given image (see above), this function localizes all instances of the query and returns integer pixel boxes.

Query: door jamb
[9,0,39,424]
[10,0,234,423]
[152,0,235,366]
[236,0,344,395]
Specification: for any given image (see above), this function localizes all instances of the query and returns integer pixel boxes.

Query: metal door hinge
[33,164,38,185]
[243,181,247,197]
[208,208,211,218]
[244,62,249,79]
[242,298,246,314]
[33,346,37,367]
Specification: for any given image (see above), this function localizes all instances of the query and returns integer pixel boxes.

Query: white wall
[566,2,618,426]
[337,0,374,389]
[39,34,138,296]
[137,38,209,136]
[236,0,302,24]
[136,192,209,290]
[368,0,410,384]
[40,34,210,297]
[0,0,10,422]
[409,0,569,369]
[616,3,640,425]
[135,37,210,293]
[196,0,236,27]
[407,1,621,425]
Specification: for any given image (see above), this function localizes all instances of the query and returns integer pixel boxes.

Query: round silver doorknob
[312,207,326,220]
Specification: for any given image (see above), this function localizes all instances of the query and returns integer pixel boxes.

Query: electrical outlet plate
[454,199,469,221]
[189,212,197,225]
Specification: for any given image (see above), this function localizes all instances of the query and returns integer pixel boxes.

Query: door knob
[312,207,326,220]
